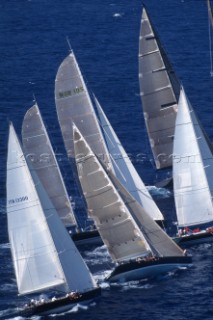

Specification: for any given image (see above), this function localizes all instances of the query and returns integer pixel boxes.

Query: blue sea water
[1,0,213,319]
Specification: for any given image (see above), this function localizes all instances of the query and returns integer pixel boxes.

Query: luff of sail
[173,87,213,227]
[139,7,180,169]
[22,104,77,228]
[7,123,97,295]
[55,51,111,167]
[94,95,164,222]
[73,125,152,262]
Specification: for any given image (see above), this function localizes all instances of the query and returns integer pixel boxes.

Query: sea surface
[1,0,213,319]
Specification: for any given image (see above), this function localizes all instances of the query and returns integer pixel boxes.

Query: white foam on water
[5,317,24,320]
[147,186,172,198]
[93,269,112,288]
[84,245,111,265]
[0,308,41,320]
[0,243,10,249]
[178,266,188,270]
[113,12,123,18]
[49,302,91,317]
[109,278,155,291]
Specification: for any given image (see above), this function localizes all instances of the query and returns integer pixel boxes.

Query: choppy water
[1,0,213,319]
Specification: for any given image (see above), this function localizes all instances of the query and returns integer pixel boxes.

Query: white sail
[190,111,213,197]
[173,87,213,227]
[139,7,180,169]
[55,51,111,167]
[73,125,152,262]
[94,95,164,221]
[107,170,184,257]
[7,123,97,295]
[22,104,77,228]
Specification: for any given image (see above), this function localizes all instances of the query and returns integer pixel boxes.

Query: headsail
[7,123,97,295]
[22,104,77,228]
[138,7,180,169]
[73,125,152,262]
[173,87,213,227]
[94,95,164,222]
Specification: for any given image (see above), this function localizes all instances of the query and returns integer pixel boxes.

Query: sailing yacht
[22,103,102,246]
[138,6,180,170]
[173,87,213,245]
[6,123,100,316]
[55,50,164,225]
[73,125,192,283]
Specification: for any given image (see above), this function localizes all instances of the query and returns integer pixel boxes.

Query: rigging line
[208,1,213,77]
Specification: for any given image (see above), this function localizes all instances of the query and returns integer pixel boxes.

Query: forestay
[173,87,213,227]
[22,104,77,227]
[95,95,164,222]
[55,51,110,167]
[139,7,180,169]
[7,124,97,295]
[73,125,152,262]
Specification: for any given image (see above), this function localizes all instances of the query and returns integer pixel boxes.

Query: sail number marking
[58,86,84,98]
[8,196,28,204]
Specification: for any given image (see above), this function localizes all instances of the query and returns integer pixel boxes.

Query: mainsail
[138,7,180,169]
[173,87,213,227]
[7,123,97,295]
[94,95,164,222]
[55,51,110,165]
[22,104,77,228]
[73,125,152,262]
